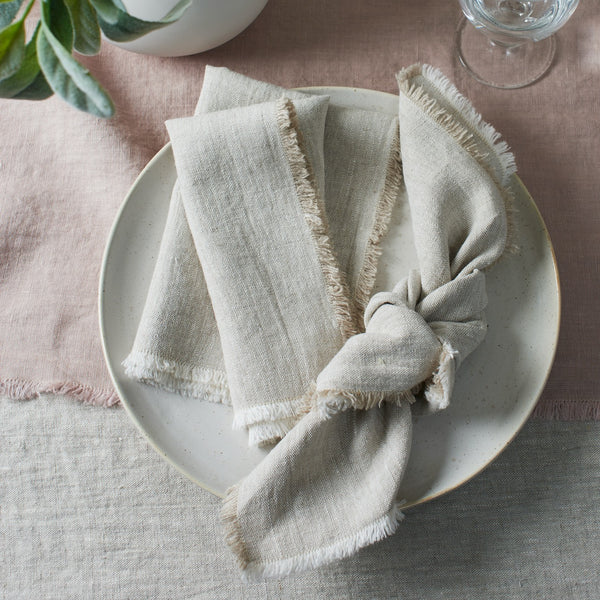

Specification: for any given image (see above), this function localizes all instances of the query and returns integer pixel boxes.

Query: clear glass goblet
[455,0,579,89]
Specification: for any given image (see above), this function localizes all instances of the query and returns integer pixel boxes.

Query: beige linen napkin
[125,64,514,577]
[315,64,515,416]
[165,96,358,447]
[220,65,515,577]
[124,67,401,446]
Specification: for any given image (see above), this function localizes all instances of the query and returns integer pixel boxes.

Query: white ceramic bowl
[109,0,269,57]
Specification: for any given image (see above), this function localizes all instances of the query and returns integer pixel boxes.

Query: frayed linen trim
[276,97,359,340]
[221,484,250,570]
[396,64,518,256]
[225,500,405,580]
[353,124,403,320]
[122,351,230,404]
[0,378,120,407]
[247,417,300,447]
[316,387,415,418]
[423,342,458,412]
[397,64,516,186]
[315,342,457,417]
[231,390,312,429]
[532,399,600,421]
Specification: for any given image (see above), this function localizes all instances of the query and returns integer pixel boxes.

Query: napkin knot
[316,268,487,416]
[363,269,423,325]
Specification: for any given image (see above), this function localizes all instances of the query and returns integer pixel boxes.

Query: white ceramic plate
[99,87,560,507]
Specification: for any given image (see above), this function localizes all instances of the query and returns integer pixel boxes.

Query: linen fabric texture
[124,65,515,577]
[124,66,402,446]
[5,397,600,600]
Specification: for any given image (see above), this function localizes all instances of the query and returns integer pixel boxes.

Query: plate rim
[98,85,561,505]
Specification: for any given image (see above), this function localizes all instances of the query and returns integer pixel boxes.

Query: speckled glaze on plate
[99,87,560,506]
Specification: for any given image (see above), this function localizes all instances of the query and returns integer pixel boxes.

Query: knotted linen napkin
[124,64,515,577]
[124,67,402,446]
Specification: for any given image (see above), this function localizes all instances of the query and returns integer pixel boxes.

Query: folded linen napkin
[124,64,515,577]
[166,96,359,447]
[124,67,402,446]
[315,64,515,415]
[219,65,514,577]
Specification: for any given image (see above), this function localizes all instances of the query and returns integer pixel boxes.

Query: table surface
[2,394,599,599]
[1,0,599,597]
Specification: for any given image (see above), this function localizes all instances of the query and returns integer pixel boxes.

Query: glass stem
[489,37,526,53]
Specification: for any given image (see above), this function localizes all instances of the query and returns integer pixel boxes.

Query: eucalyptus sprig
[0,0,191,117]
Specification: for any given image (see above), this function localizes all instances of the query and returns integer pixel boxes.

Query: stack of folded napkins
[124,64,515,578]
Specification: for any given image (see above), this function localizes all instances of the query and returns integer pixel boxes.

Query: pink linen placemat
[1,0,598,417]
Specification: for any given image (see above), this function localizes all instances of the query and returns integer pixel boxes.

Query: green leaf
[0,21,43,97]
[37,20,114,117]
[90,0,191,43]
[63,0,100,55]
[40,0,74,50]
[0,19,25,79]
[3,20,54,100]
[12,68,53,99]
[0,0,23,29]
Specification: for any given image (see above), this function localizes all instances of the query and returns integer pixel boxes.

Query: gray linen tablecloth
[2,395,599,599]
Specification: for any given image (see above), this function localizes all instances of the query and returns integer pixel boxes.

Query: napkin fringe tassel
[315,342,457,416]
[247,417,301,448]
[317,388,415,417]
[122,350,230,404]
[532,399,600,421]
[423,342,458,412]
[397,64,518,256]
[276,97,359,339]
[222,483,250,570]
[222,493,405,580]
[0,377,119,407]
[397,64,516,185]
[233,383,318,446]
[232,394,310,429]
[353,126,403,318]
